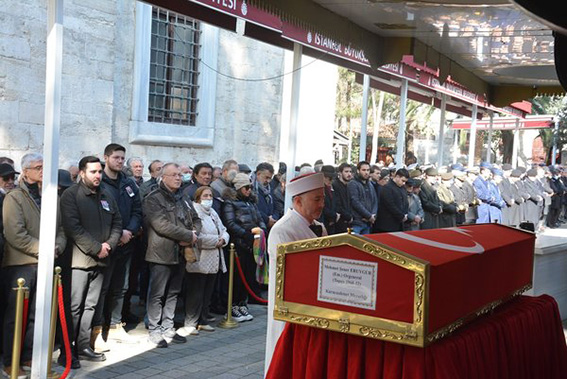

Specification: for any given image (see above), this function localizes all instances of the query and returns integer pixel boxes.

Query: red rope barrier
[20,295,29,355]
[57,283,72,379]
[234,255,268,304]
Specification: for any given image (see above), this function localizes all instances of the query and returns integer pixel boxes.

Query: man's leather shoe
[57,353,81,369]
[78,347,106,362]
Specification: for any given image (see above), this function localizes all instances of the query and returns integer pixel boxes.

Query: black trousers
[183,272,216,327]
[146,262,184,337]
[93,245,132,327]
[233,246,260,306]
[123,236,148,316]
[70,268,104,351]
[3,265,37,366]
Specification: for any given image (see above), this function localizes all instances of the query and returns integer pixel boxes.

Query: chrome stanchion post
[218,243,239,329]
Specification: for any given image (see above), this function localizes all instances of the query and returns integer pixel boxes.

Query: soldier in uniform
[463,167,479,224]
[419,167,442,229]
[497,164,515,225]
[489,168,506,223]
[450,170,469,225]
[473,163,494,223]
[506,168,527,227]
[523,169,544,229]
[437,172,457,228]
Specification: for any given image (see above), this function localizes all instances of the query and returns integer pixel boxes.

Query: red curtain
[267,295,567,379]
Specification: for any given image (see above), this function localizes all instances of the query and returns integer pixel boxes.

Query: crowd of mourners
[0,145,565,378]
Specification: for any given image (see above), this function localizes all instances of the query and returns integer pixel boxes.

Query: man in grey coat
[143,162,200,348]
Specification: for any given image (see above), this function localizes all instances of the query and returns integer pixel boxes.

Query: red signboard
[451,115,554,130]
[190,0,281,31]
[281,21,370,67]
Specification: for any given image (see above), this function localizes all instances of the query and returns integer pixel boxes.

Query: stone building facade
[0,0,285,172]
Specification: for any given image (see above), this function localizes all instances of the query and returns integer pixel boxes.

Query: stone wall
[0,0,285,172]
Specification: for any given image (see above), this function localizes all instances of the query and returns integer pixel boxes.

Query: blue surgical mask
[201,199,213,210]
[182,173,192,183]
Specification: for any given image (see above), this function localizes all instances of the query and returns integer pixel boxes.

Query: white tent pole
[283,43,302,212]
[512,118,520,168]
[359,74,370,162]
[486,112,494,163]
[453,129,459,164]
[395,79,408,168]
[437,94,447,167]
[552,116,559,165]
[32,0,63,377]
[467,104,478,167]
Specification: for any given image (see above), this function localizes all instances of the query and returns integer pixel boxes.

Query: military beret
[502,163,513,171]
[425,167,438,176]
[491,168,503,177]
[526,168,537,177]
[510,169,522,178]
[440,172,453,180]
[409,169,422,178]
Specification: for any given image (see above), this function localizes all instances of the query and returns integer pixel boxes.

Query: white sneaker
[239,305,254,321]
[177,326,199,337]
[227,306,247,322]
[198,324,215,332]
[107,323,138,344]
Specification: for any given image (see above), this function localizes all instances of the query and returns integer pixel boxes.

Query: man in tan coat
[2,153,66,378]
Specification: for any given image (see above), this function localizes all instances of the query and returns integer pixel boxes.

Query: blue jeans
[352,224,371,235]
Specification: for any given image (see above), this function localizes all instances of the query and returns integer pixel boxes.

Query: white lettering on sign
[318,256,378,310]
[210,0,236,11]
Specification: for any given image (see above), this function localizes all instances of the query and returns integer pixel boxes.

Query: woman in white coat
[178,186,229,337]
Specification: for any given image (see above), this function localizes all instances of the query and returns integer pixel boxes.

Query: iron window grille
[149,8,201,125]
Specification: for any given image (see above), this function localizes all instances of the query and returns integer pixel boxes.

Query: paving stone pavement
[53,304,267,379]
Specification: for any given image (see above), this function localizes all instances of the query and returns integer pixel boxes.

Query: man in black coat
[318,165,339,235]
[375,168,410,232]
[332,163,353,233]
[92,144,143,350]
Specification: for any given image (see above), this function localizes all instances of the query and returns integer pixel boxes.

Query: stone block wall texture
[0,0,285,172]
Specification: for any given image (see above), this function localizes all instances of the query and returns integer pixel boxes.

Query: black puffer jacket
[221,188,266,251]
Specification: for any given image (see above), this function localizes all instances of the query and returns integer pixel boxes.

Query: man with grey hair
[139,160,163,198]
[2,153,67,376]
[143,162,201,348]
[211,159,238,196]
[126,157,144,187]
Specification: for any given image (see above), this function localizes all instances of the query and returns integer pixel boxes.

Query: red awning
[451,115,554,130]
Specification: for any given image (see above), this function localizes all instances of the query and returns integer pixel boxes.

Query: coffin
[273,224,535,347]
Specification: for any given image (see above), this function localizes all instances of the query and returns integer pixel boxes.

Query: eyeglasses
[1,175,15,181]
[242,185,252,191]
[163,173,183,178]
[28,166,43,171]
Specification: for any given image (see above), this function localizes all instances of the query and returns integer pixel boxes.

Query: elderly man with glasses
[2,153,67,377]
[143,162,201,348]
